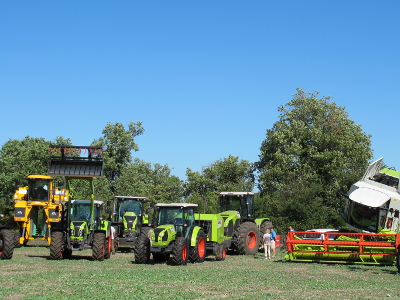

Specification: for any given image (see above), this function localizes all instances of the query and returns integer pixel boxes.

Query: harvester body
[286,157,400,272]
[135,203,207,265]
[111,196,151,251]
[13,175,68,246]
[216,192,272,255]
[48,145,112,261]
[0,196,14,259]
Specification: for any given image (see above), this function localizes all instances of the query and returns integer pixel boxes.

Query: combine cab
[13,175,68,246]
[110,196,153,251]
[286,158,400,272]
[47,145,112,261]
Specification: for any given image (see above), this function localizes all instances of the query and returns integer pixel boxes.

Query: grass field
[1,247,400,300]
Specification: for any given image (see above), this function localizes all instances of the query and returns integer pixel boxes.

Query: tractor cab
[155,203,196,239]
[218,192,255,220]
[111,196,148,239]
[69,200,104,242]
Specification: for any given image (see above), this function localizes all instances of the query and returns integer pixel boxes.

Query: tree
[184,155,254,213]
[91,121,144,193]
[114,158,183,203]
[255,89,373,231]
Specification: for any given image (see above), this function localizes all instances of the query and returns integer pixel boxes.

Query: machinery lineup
[3,146,400,272]
[3,145,273,264]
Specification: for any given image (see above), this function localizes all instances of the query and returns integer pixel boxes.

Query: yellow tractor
[13,175,68,246]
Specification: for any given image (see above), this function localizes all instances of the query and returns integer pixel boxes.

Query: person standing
[262,229,272,259]
[270,227,277,258]
[110,225,116,254]
[289,226,295,231]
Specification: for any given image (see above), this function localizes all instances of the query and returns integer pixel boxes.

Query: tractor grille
[154,228,168,241]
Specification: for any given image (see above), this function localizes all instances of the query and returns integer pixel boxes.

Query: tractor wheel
[189,230,206,263]
[234,222,260,255]
[50,231,64,260]
[153,252,170,262]
[0,229,14,259]
[396,246,400,273]
[134,233,150,264]
[14,232,21,248]
[215,244,227,261]
[104,235,111,259]
[171,237,188,266]
[259,221,273,251]
[92,232,106,261]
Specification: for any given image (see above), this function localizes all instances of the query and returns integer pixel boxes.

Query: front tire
[189,230,206,263]
[0,229,14,259]
[234,222,260,255]
[134,234,150,264]
[50,231,64,260]
[92,232,106,261]
[215,244,227,261]
[172,237,188,266]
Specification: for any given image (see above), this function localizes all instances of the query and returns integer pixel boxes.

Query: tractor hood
[349,187,390,208]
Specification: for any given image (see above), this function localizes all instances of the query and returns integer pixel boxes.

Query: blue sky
[1,1,399,180]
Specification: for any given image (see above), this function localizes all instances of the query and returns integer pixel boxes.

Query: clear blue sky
[1,1,399,180]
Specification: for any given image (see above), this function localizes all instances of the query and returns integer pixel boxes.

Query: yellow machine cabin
[13,175,68,246]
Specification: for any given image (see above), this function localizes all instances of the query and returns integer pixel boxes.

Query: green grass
[1,247,400,300]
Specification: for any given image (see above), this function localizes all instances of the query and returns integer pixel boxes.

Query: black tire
[14,232,21,248]
[189,230,206,263]
[215,244,227,261]
[0,229,14,259]
[259,221,273,251]
[92,232,106,261]
[134,233,150,264]
[50,231,64,260]
[396,246,400,274]
[153,252,170,262]
[171,237,188,266]
[234,222,260,255]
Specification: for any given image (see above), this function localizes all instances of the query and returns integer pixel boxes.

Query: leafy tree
[255,89,372,232]
[91,121,144,193]
[114,158,183,204]
[184,155,254,213]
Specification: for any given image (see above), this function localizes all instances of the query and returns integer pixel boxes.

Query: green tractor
[110,196,153,252]
[0,196,14,259]
[134,203,207,265]
[216,192,272,255]
[48,145,112,261]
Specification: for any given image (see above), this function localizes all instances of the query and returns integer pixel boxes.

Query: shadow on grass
[347,265,399,275]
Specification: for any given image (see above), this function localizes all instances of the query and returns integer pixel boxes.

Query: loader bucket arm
[47,145,104,178]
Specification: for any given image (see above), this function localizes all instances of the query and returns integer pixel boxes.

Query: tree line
[0,89,373,233]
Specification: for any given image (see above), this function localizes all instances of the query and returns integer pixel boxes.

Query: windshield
[28,179,50,201]
[220,195,251,219]
[157,207,195,237]
[118,199,142,219]
[347,200,389,232]
[157,207,182,226]
[71,203,92,222]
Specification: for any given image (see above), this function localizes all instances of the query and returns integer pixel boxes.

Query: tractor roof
[156,203,198,208]
[114,196,147,201]
[217,192,254,196]
[71,200,104,206]
[27,175,52,180]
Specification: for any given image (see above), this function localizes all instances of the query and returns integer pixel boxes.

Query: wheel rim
[182,245,187,260]
[198,237,206,258]
[222,248,227,259]
[246,231,257,249]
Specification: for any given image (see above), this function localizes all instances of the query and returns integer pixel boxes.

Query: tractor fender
[190,226,203,247]
[255,218,271,229]
[98,220,111,237]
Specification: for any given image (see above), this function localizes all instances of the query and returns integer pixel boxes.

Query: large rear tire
[50,231,64,260]
[134,233,150,264]
[189,230,206,263]
[92,232,106,261]
[234,222,260,255]
[0,229,14,259]
[172,237,188,266]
